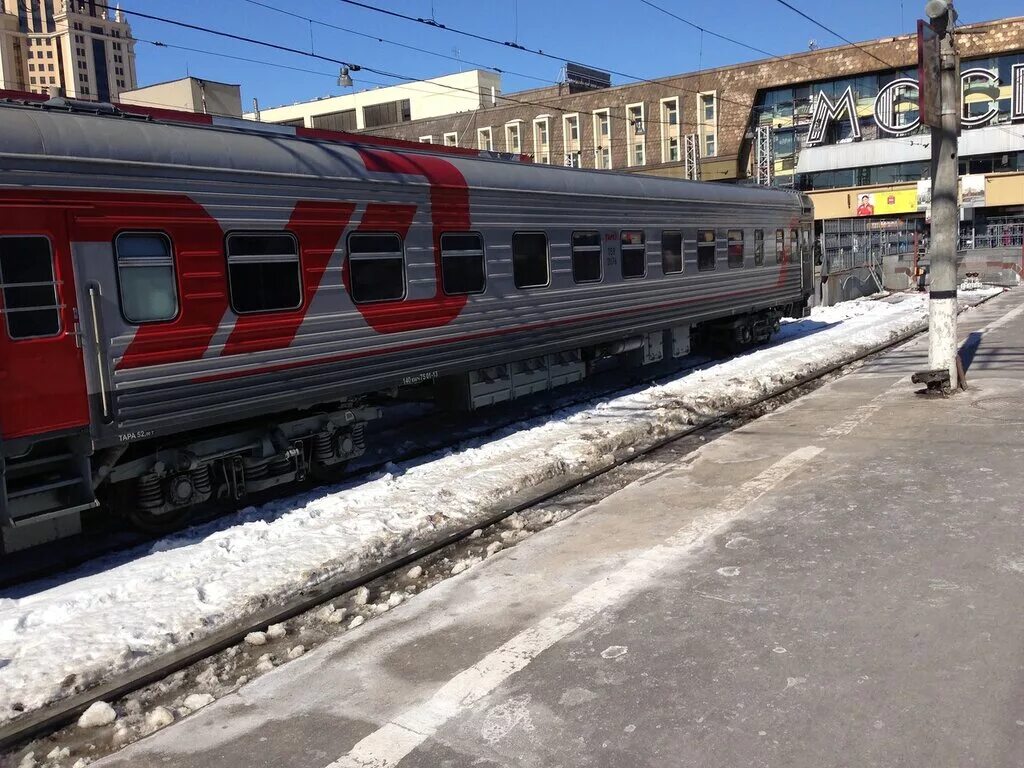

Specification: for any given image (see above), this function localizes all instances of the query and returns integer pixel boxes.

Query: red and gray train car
[0,95,814,553]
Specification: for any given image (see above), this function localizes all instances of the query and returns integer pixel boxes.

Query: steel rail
[0,305,963,752]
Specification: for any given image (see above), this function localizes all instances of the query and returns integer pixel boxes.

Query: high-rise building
[1,0,137,100]
[0,3,27,90]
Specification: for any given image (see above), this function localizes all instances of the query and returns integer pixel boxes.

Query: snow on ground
[0,289,1002,725]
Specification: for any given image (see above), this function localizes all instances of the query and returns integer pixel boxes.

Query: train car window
[226,232,302,314]
[571,231,602,283]
[0,236,60,339]
[697,230,717,272]
[620,230,646,279]
[791,229,799,263]
[727,230,745,269]
[754,230,765,266]
[114,233,178,323]
[512,232,549,289]
[662,231,683,274]
[348,233,407,303]
[775,229,785,265]
[440,233,486,295]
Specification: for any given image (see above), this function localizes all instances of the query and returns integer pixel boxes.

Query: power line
[331,0,760,114]
[104,2,755,137]
[769,0,899,70]
[637,0,835,80]
[239,0,557,87]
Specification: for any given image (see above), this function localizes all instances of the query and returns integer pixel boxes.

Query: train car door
[70,235,120,438]
[0,210,90,441]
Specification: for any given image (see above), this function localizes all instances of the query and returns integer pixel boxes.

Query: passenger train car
[0,93,814,553]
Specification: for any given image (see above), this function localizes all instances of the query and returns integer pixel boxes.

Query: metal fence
[958,222,1024,251]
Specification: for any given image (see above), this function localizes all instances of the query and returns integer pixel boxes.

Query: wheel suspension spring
[313,432,334,463]
[137,474,164,510]
[351,423,366,454]
[191,466,212,495]
[244,458,270,480]
[268,455,293,476]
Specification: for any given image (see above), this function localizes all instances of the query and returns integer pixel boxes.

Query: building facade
[0,0,137,100]
[247,70,502,133]
[120,77,243,117]
[352,17,1023,252]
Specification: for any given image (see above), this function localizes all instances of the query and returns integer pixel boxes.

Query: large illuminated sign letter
[1012,63,1024,122]
[873,78,921,136]
[961,68,1000,127]
[807,86,861,146]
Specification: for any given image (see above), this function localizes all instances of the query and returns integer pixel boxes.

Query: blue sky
[124,0,1022,110]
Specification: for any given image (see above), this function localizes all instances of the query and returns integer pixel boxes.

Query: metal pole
[926,3,960,388]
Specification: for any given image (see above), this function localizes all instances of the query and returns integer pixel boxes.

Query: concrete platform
[96,289,1024,768]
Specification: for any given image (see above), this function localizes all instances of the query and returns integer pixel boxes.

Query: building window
[361,99,411,128]
[114,233,178,323]
[697,230,717,271]
[698,92,717,158]
[440,233,485,295]
[443,132,458,147]
[564,114,580,141]
[311,109,357,132]
[627,103,645,167]
[419,136,433,143]
[348,233,406,303]
[571,231,602,284]
[533,116,550,164]
[593,109,611,169]
[775,229,785,264]
[226,232,302,314]
[662,231,683,274]
[702,93,716,122]
[620,230,646,279]
[0,236,60,339]
[661,97,680,164]
[564,151,582,168]
[477,126,493,151]
[754,229,765,266]
[727,230,745,268]
[505,122,521,153]
[512,232,549,289]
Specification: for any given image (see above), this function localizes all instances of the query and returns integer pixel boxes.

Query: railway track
[0,297,977,756]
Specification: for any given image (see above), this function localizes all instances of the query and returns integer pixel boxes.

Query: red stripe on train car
[104,195,230,370]
[220,200,356,357]
[350,148,473,334]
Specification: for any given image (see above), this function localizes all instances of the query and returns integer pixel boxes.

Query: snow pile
[0,292,992,724]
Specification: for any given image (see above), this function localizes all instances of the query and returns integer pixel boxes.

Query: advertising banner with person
[855,190,918,216]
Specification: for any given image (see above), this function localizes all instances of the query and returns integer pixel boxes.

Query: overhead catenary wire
[239,0,558,87]
[769,0,900,70]
[231,0,758,130]
[331,0,762,114]
[637,0,836,80]
[101,1,756,140]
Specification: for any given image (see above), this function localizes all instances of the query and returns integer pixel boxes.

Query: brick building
[352,16,1022,184]
[318,15,1023,298]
